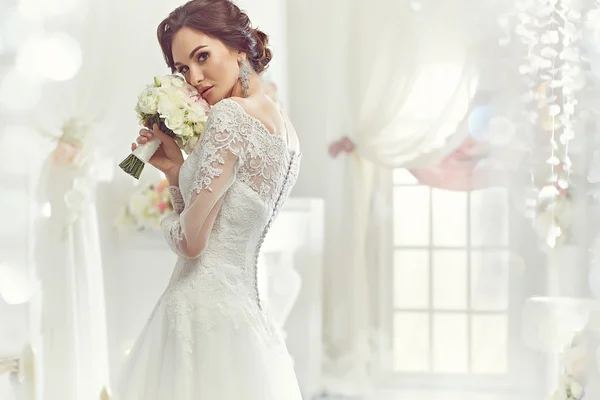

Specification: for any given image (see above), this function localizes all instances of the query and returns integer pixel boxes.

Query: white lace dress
[116,99,303,400]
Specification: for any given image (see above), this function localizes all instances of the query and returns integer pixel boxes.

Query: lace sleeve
[161,100,249,259]
[167,185,185,214]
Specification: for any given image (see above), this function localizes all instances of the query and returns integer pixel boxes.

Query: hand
[132,122,184,178]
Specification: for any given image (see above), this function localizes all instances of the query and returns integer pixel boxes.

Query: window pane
[433,313,468,373]
[393,169,419,185]
[471,188,509,247]
[394,312,430,372]
[394,251,429,309]
[393,187,430,246]
[471,251,509,311]
[432,189,467,247]
[471,315,508,374]
[433,251,467,310]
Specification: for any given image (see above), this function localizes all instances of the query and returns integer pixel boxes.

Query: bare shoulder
[227,95,298,150]
[281,111,300,153]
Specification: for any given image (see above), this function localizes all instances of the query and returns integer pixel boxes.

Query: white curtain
[323,0,479,392]
[33,156,110,400]
[22,0,140,397]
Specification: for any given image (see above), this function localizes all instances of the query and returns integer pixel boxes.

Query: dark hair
[157,0,272,74]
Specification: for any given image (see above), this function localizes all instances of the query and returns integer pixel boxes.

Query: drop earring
[238,58,251,98]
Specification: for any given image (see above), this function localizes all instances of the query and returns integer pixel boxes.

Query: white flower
[157,90,183,116]
[185,106,208,124]
[136,88,159,115]
[541,30,560,44]
[164,108,186,131]
[132,74,208,156]
[180,124,194,138]
[154,75,184,88]
[569,380,584,399]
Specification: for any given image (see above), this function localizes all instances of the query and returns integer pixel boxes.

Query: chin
[208,95,223,106]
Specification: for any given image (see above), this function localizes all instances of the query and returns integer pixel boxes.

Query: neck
[229,72,262,99]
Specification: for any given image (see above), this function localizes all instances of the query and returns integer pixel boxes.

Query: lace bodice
[160,98,301,316]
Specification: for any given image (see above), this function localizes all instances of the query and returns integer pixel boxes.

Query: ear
[236,51,247,61]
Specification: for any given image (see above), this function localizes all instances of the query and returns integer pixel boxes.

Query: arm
[167,185,185,214]
[160,101,246,259]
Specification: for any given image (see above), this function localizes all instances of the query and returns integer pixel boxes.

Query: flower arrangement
[547,332,587,400]
[114,179,174,232]
[119,75,209,179]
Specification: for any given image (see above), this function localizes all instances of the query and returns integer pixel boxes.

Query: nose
[189,65,204,86]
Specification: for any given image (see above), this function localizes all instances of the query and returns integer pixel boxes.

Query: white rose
[164,108,186,131]
[157,90,181,116]
[157,99,176,116]
[136,88,159,114]
[186,103,208,123]
[185,108,201,124]
[154,75,184,88]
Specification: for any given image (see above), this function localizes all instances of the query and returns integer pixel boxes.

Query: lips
[200,86,213,98]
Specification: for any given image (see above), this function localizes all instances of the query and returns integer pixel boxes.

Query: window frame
[374,168,540,393]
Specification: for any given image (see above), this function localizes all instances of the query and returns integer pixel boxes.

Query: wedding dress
[116,98,303,399]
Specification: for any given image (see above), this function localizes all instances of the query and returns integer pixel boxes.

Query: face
[171,27,241,105]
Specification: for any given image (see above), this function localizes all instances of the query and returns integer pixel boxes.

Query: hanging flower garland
[585,1,600,198]
[514,0,585,248]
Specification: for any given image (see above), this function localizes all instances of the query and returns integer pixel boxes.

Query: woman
[117,0,302,398]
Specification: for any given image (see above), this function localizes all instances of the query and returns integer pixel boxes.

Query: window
[386,168,515,387]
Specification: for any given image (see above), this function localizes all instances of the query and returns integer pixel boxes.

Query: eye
[197,52,209,62]
[177,66,189,74]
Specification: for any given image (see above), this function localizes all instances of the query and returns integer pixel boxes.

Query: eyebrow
[174,45,207,66]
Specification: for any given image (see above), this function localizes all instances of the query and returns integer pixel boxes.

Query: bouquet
[114,179,174,231]
[119,75,210,179]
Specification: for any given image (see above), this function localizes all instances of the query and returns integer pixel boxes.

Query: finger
[131,143,137,151]
[139,129,153,138]
[143,120,150,128]
[152,123,166,138]
[136,136,147,144]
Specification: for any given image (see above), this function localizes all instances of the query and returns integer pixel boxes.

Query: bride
[116,0,303,398]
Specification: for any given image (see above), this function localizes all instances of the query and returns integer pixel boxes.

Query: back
[177,98,301,266]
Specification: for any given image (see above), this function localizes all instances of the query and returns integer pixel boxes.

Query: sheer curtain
[322,0,479,392]
[20,0,141,398]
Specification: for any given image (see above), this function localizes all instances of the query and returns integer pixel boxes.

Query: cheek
[210,55,237,82]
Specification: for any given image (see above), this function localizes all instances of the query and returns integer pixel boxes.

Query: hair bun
[250,28,272,74]
[157,0,274,74]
